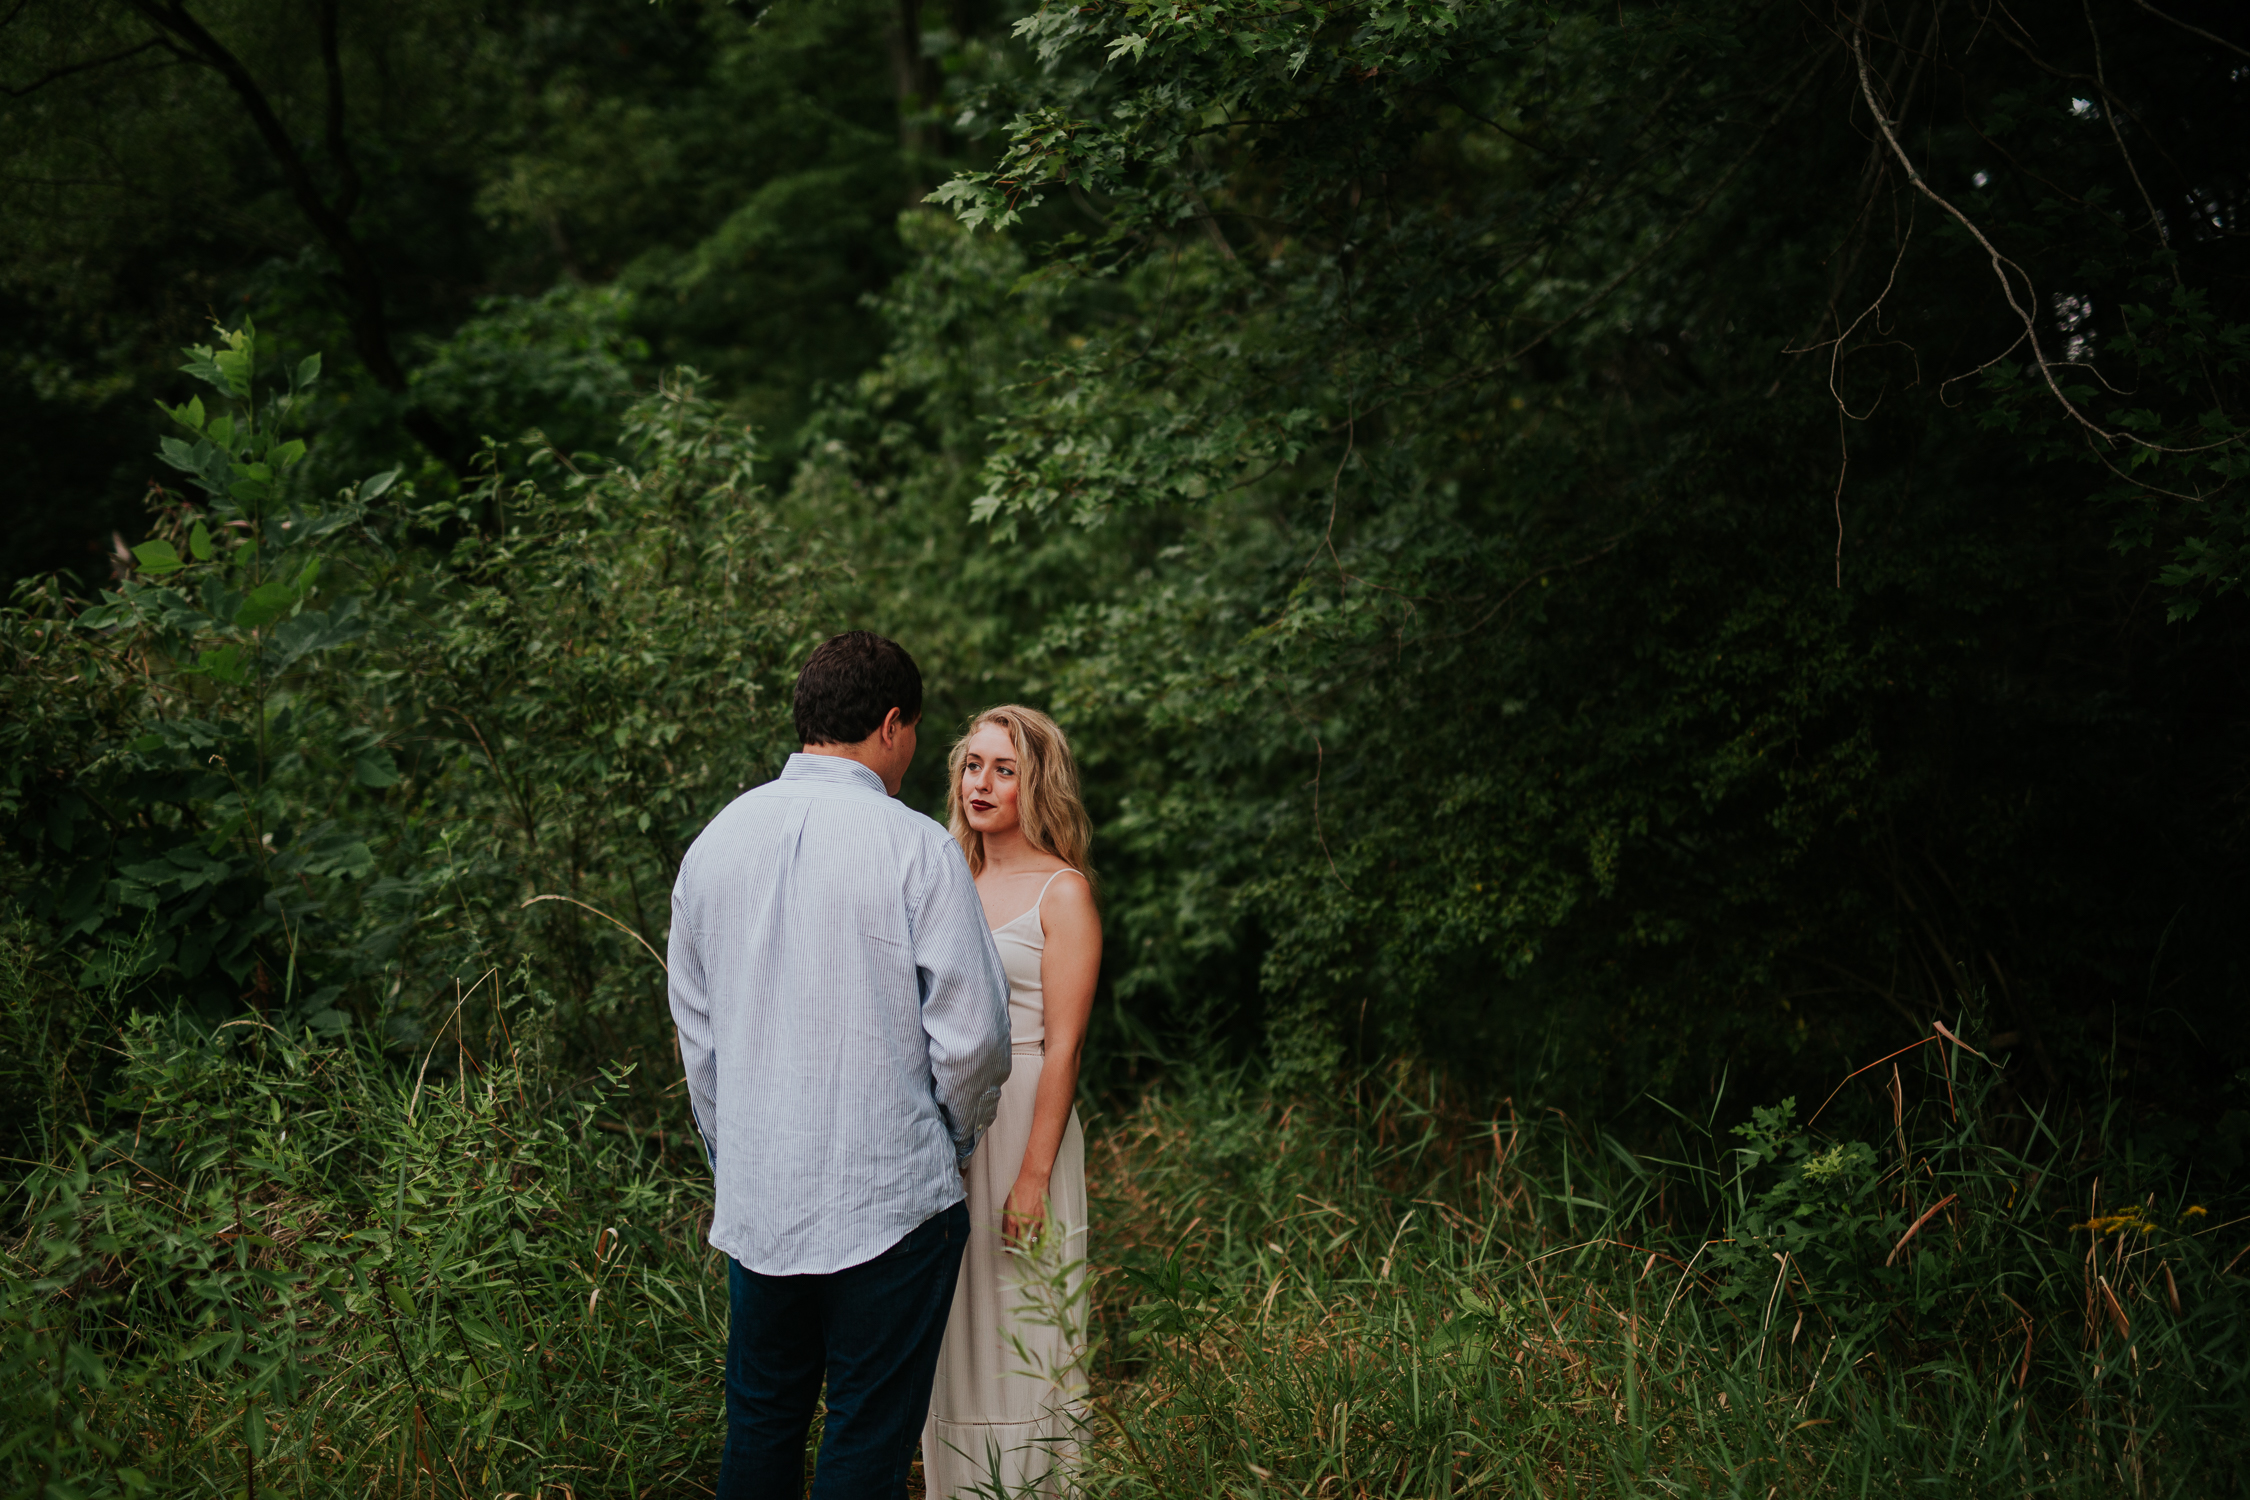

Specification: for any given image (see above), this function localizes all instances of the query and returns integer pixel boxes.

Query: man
[669,630,1012,1498]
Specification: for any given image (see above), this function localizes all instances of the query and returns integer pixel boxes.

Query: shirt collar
[779,752,889,797]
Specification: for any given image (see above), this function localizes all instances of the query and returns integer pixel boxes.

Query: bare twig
[2128,0,2250,62]
[1849,3,2235,460]
[1307,735,1352,894]
[521,893,669,974]
[1811,217,1923,582]
[1312,401,1358,585]
[1,37,165,97]
[1804,1035,1939,1129]
[445,705,538,847]
[1886,1192,1961,1265]
[1442,87,1577,160]
[1833,407,1850,587]
[2083,0,2169,255]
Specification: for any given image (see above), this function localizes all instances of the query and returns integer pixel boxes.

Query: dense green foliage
[0,0,938,580]
[4,0,2249,1491]
[2,321,817,1146]
[832,0,2250,1130]
[7,0,2245,1120]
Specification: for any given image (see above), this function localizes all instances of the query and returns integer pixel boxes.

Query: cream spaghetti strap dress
[921,869,1089,1498]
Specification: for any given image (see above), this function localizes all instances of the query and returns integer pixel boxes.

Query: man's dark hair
[792,631,923,745]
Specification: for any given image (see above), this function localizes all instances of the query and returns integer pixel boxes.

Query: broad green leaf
[193,644,251,685]
[271,438,307,469]
[179,346,231,394]
[214,343,253,399]
[188,521,213,560]
[74,598,135,630]
[199,575,243,623]
[157,436,227,496]
[132,539,184,575]
[293,352,322,390]
[233,581,298,630]
[353,746,402,788]
[361,468,400,500]
[270,605,365,669]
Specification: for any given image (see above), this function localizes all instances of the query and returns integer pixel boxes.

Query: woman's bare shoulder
[1039,867,1098,919]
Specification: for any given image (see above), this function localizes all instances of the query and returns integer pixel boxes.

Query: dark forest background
[6,2,2250,1494]
[6,0,2249,1185]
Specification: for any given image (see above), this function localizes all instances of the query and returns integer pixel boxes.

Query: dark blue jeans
[716,1201,969,1499]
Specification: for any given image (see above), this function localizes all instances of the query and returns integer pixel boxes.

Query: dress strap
[1033,868,1083,909]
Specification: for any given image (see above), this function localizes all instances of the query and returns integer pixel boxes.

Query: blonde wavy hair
[946,705,1093,882]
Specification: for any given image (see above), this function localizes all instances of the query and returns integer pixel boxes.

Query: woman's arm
[1003,871,1101,1245]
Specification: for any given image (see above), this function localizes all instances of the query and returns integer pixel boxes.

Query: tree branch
[120,0,468,474]
[1441,87,1577,161]
[318,0,363,222]
[1850,3,2123,451]
[2,38,165,98]
[2128,0,2250,62]
[2083,0,2169,254]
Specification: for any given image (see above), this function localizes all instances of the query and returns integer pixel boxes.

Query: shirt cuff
[689,1102,717,1170]
[954,1119,993,1166]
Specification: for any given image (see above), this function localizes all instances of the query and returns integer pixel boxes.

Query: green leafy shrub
[1710,1098,1891,1324]
[408,285,646,461]
[1,322,828,1096]
[2,322,378,1018]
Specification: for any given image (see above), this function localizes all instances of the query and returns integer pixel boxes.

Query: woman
[921,705,1101,1499]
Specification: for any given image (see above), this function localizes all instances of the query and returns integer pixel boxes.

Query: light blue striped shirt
[668,753,1012,1275]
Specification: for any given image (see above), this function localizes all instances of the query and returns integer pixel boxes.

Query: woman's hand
[1003,1171,1050,1248]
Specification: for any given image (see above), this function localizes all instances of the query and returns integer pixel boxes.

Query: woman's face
[958,722,1022,836]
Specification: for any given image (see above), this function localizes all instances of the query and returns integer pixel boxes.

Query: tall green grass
[1073,1048,2250,1498]
[6,996,2245,1498]
[3,982,726,1499]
